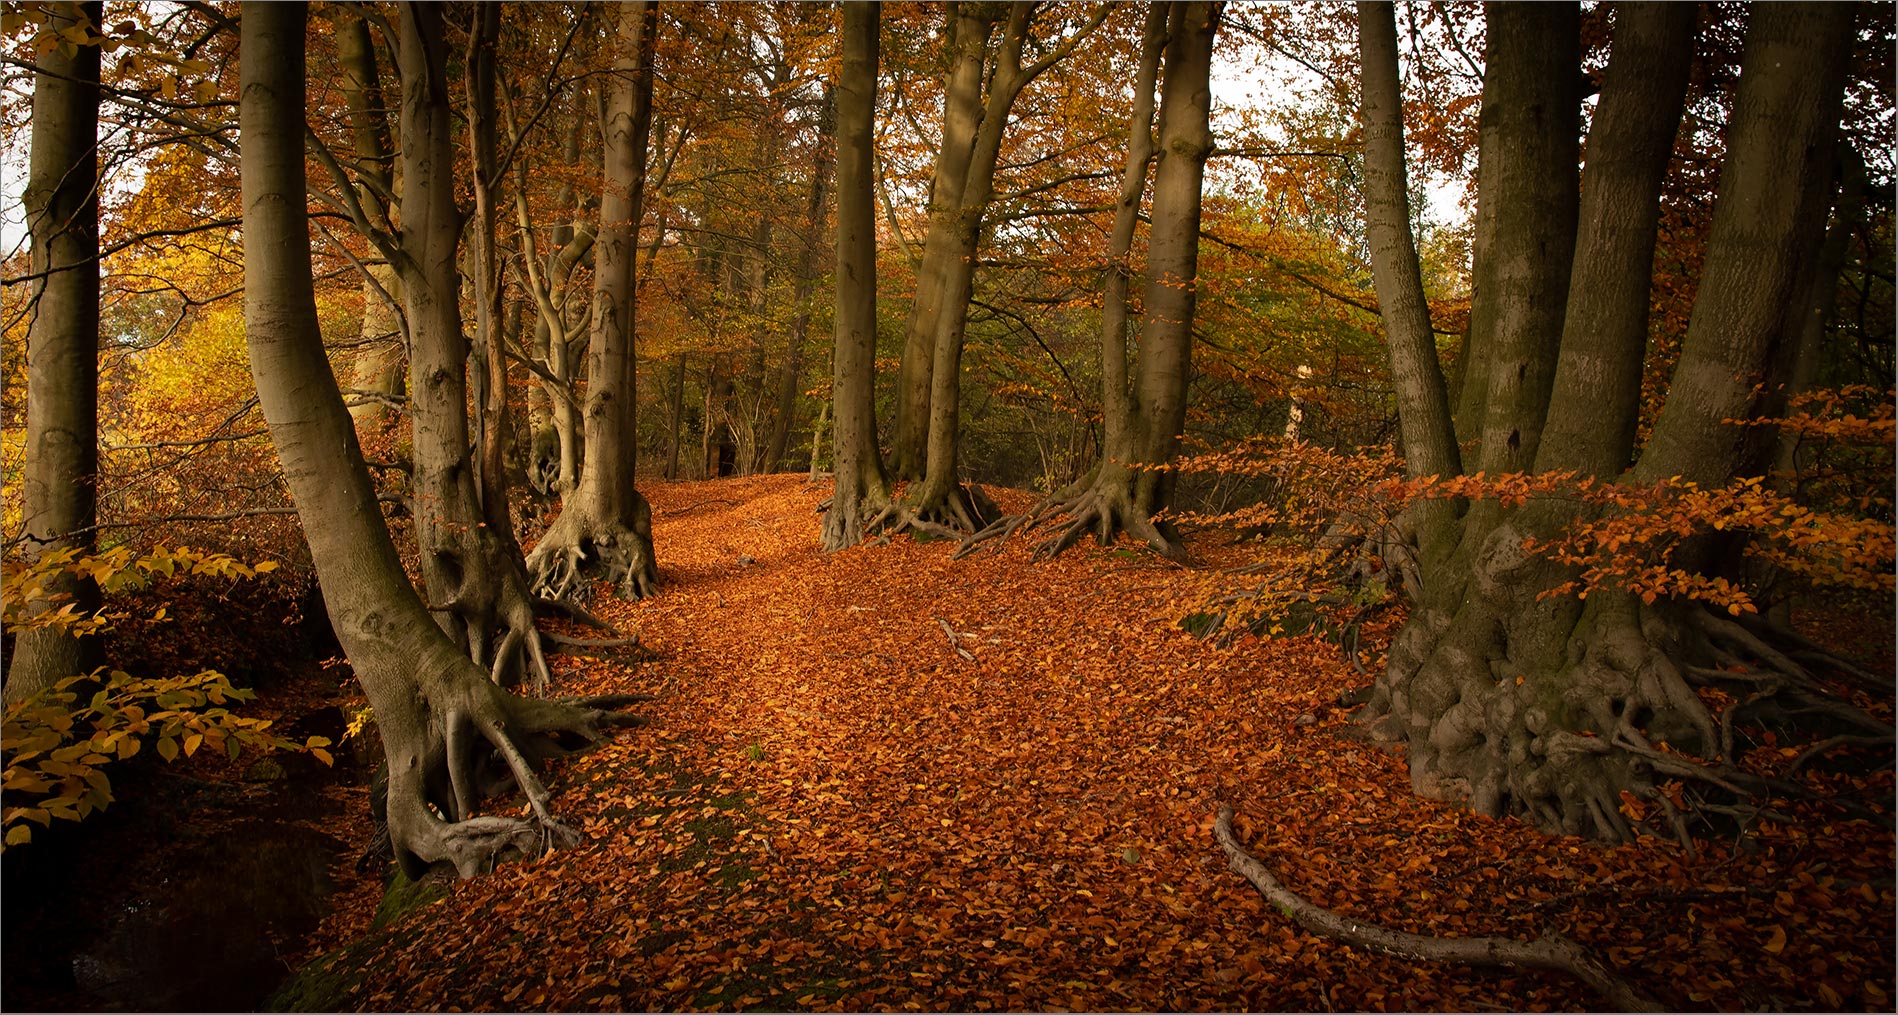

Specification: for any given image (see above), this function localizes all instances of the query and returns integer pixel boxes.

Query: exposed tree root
[1361,580,1894,848]
[1212,804,1663,1012]
[425,526,553,693]
[956,479,1185,563]
[526,496,658,602]
[869,480,999,542]
[540,630,642,650]
[383,672,648,880]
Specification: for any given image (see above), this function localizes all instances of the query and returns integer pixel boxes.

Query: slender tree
[7,1,103,705]
[526,0,661,600]
[961,1,1221,561]
[239,0,641,879]
[819,0,892,552]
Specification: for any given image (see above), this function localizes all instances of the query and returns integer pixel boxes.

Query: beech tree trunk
[820,1,893,551]
[964,2,1217,562]
[888,5,993,482]
[764,91,835,474]
[240,0,640,880]
[525,0,660,602]
[1358,3,1868,844]
[395,2,549,688]
[332,8,407,435]
[881,3,1107,538]
[6,0,102,706]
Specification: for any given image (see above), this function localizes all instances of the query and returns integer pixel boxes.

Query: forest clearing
[4,1,1895,1011]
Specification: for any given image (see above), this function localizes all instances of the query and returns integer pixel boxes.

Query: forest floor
[277,473,1892,1013]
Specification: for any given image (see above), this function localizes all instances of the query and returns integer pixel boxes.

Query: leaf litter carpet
[302,475,1893,1012]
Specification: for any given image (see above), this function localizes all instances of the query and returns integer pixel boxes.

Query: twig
[1212,804,1663,1012]
[937,617,976,662]
[661,497,739,517]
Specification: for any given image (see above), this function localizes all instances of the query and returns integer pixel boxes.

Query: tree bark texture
[1358,3,1870,845]
[526,0,660,602]
[964,2,1216,563]
[7,1,103,705]
[240,0,641,880]
[396,1,549,688]
[820,1,893,552]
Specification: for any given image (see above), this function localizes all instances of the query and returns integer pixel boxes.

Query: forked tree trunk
[961,1,1216,562]
[395,2,550,688]
[820,1,893,551]
[882,2,1108,538]
[525,0,660,601]
[6,0,102,706]
[888,5,993,482]
[1359,3,1871,844]
[240,0,641,880]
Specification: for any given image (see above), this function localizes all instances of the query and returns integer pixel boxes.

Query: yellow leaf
[1764,925,1787,954]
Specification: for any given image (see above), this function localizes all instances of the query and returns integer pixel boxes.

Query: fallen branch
[661,497,739,517]
[1212,804,1662,1012]
[937,617,975,662]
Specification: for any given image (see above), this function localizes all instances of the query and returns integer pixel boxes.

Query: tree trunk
[240,0,641,880]
[1359,3,1866,844]
[525,0,660,602]
[966,2,1215,562]
[888,5,993,482]
[464,1,514,537]
[882,3,1106,538]
[332,7,407,435]
[820,0,893,551]
[396,1,549,688]
[764,90,836,474]
[7,0,102,706]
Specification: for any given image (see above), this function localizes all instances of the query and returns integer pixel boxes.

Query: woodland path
[293,474,1894,1012]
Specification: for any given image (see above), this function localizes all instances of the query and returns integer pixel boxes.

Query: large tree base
[378,670,650,879]
[867,480,1000,543]
[525,495,658,603]
[956,470,1185,563]
[1360,590,1892,849]
[426,524,557,692]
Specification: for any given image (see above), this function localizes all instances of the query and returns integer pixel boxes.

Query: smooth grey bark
[1467,2,1579,477]
[332,8,407,434]
[888,5,993,482]
[1357,1,1459,482]
[960,1,1216,563]
[513,99,596,498]
[7,1,102,706]
[1535,2,1696,478]
[396,1,548,688]
[464,2,512,535]
[882,2,1109,537]
[820,0,892,551]
[1359,3,1873,845]
[240,0,640,880]
[526,0,660,601]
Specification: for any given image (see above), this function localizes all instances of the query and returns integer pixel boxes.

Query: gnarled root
[382,669,648,880]
[526,496,658,602]
[868,480,999,543]
[1361,589,1893,849]
[1212,804,1663,1012]
[426,527,554,693]
[957,478,1185,563]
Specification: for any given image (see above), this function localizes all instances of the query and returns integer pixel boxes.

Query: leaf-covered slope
[296,474,1894,1012]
